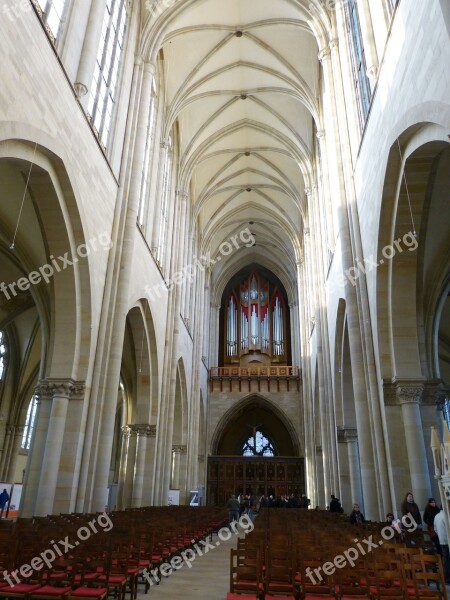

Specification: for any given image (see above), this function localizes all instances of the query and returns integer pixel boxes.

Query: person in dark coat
[0,488,9,519]
[349,503,365,524]
[329,494,343,513]
[401,492,422,526]
[227,494,240,524]
[423,498,441,554]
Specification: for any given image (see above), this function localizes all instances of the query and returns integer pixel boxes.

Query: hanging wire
[138,302,148,374]
[10,141,38,251]
[396,138,417,238]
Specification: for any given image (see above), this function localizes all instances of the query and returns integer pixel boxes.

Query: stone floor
[136,531,236,600]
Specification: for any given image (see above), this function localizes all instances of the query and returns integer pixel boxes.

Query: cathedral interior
[0,0,449,529]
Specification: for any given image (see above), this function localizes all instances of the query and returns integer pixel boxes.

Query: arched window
[157,135,173,266]
[0,332,6,380]
[344,0,372,129]
[138,78,158,227]
[21,395,39,450]
[87,0,129,147]
[33,0,68,40]
[243,431,275,457]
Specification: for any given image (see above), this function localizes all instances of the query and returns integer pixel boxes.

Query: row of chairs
[0,506,228,599]
[228,509,447,600]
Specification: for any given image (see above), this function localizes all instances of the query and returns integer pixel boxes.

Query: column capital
[134,55,144,67]
[393,378,426,405]
[36,378,85,400]
[329,38,339,51]
[316,130,326,140]
[423,380,448,407]
[382,381,399,406]
[172,444,187,454]
[143,61,156,75]
[304,187,312,198]
[121,425,132,438]
[73,82,88,98]
[176,190,189,201]
[318,47,331,63]
[304,227,310,236]
[14,426,25,437]
[198,454,205,463]
[337,427,358,443]
[130,424,155,437]
[5,424,15,435]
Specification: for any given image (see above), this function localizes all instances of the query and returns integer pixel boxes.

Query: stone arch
[0,136,97,517]
[376,121,450,380]
[210,393,301,456]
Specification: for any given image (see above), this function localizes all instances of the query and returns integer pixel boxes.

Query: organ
[223,270,289,365]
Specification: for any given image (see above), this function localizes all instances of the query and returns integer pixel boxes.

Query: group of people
[227,492,312,523]
[347,491,450,585]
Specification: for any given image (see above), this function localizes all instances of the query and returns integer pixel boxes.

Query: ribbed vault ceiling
[142,0,323,280]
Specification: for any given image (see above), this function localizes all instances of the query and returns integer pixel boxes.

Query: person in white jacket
[434,508,450,584]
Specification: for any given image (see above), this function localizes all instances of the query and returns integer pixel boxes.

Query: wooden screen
[207,456,305,506]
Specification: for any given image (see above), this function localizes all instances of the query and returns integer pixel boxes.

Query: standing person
[423,498,441,554]
[227,494,240,525]
[401,492,422,526]
[434,508,450,584]
[329,494,343,513]
[349,503,365,524]
[0,488,9,519]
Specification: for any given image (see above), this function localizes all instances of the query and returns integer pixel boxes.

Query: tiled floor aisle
[137,531,236,600]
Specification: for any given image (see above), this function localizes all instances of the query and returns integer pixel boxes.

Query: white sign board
[168,489,180,506]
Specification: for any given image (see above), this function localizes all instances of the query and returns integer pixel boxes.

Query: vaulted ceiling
[142,0,324,289]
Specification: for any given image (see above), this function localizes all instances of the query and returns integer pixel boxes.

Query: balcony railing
[209,366,301,393]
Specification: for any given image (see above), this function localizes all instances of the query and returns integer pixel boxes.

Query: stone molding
[172,445,187,454]
[130,424,156,437]
[337,427,358,443]
[318,47,331,63]
[36,379,85,400]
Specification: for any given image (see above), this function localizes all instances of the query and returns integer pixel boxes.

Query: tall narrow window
[344,0,372,129]
[0,332,6,380]
[138,81,157,227]
[157,136,173,265]
[33,0,67,40]
[87,0,128,148]
[21,395,39,450]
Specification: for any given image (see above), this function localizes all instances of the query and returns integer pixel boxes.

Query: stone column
[151,141,170,256]
[345,428,363,510]
[143,426,156,505]
[178,445,188,504]
[34,379,85,516]
[356,0,379,83]
[319,41,381,518]
[117,425,131,509]
[90,59,155,512]
[74,0,108,104]
[171,446,181,490]
[395,379,431,507]
[0,425,14,480]
[123,427,137,509]
[131,424,152,507]
[316,446,325,508]
[20,385,52,516]
[6,426,25,482]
